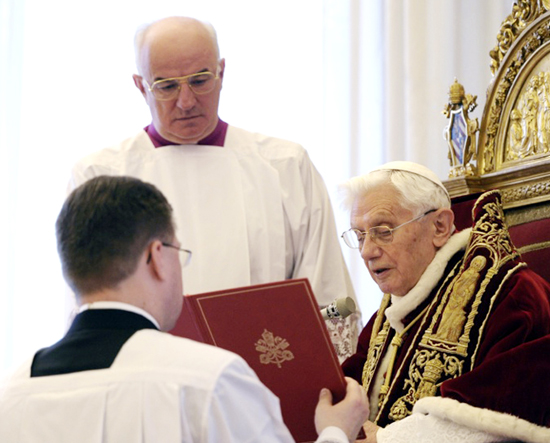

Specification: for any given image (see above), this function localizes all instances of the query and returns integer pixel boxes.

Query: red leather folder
[169,278,347,443]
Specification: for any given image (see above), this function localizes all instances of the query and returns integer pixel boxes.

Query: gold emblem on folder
[255,329,294,368]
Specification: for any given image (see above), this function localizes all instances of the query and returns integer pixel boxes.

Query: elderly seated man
[339,161,550,443]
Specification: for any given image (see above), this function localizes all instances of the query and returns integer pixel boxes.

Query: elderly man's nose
[360,237,381,260]
[176,83,197,109]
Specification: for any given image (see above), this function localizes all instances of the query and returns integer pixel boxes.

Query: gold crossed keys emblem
[255,329,295,368]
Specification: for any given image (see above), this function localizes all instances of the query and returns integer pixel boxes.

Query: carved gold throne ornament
[443,79,479,178]
[255,329,295,368]
[507,71,550,160]
[442,1,550,200]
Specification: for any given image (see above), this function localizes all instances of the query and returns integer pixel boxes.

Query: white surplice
[69,125,359,358]
[0,328,350,443]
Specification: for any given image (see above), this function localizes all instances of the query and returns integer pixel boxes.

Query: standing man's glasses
[143,70,219,101]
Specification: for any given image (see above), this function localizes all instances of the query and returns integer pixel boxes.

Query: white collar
[78,301,161,329]
[384,229,471,332]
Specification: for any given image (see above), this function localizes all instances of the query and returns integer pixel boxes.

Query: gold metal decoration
[444,2,550,206]
[507,72,550,160]
[489,0,549,76]
[480,15,550,174]
[502,180,550,206]
[255,329,294,368]
[443,79,479,177]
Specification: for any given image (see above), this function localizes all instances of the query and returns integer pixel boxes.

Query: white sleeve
[205,357,353,443]
[204,357,295,443]
[285,149,356,307]
[315,426,349,443]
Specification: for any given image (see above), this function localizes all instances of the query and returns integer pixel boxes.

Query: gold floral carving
[489,0,548,76]
[500,180,550,204]
[255,329,294,368]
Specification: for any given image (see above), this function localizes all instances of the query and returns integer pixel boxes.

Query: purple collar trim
[144,119,228,148]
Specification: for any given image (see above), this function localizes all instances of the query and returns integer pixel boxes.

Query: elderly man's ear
[432,208,455,248]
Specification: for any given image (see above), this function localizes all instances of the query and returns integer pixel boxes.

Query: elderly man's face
[135,23,224,145]
[350,185,439,297]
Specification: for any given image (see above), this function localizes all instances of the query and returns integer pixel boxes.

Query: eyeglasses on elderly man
[341,209,437,249]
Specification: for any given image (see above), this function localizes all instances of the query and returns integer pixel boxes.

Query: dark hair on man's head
[56,175,175,296]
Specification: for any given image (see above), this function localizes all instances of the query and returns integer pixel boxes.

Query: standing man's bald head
[134,17,220,76]
[132,17,225,145]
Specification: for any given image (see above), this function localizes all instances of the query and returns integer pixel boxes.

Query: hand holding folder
[169,278,352,443]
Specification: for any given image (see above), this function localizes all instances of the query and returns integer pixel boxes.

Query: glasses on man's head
[144,70,219,101]
[161,242,192,267]
[341,209,437,249]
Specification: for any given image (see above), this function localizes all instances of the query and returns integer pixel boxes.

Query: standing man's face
[134,20,225,145]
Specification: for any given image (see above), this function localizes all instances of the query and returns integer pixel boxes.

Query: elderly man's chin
[164,121,211,145]
[370,270,390,294]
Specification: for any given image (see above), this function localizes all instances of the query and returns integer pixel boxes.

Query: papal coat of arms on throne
[443,79,479,178]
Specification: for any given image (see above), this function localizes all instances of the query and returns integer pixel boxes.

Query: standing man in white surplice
[69,16,359,360]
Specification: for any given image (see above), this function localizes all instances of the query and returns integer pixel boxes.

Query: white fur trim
[413,397,550,443]
[385,229,471,332]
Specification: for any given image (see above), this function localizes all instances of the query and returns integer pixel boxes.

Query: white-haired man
[339,161,550,442]
[69,16,358,360]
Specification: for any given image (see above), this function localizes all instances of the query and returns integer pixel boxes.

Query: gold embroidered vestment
[361,191,525,426]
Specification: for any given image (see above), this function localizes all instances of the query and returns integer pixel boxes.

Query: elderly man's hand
[314,377,369,441]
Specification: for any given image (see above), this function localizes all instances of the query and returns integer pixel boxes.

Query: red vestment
[343,191,550,428]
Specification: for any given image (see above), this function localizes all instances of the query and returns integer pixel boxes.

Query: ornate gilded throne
[442,1,550,282]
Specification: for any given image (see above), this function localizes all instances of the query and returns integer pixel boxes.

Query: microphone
[321,297,357,320]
